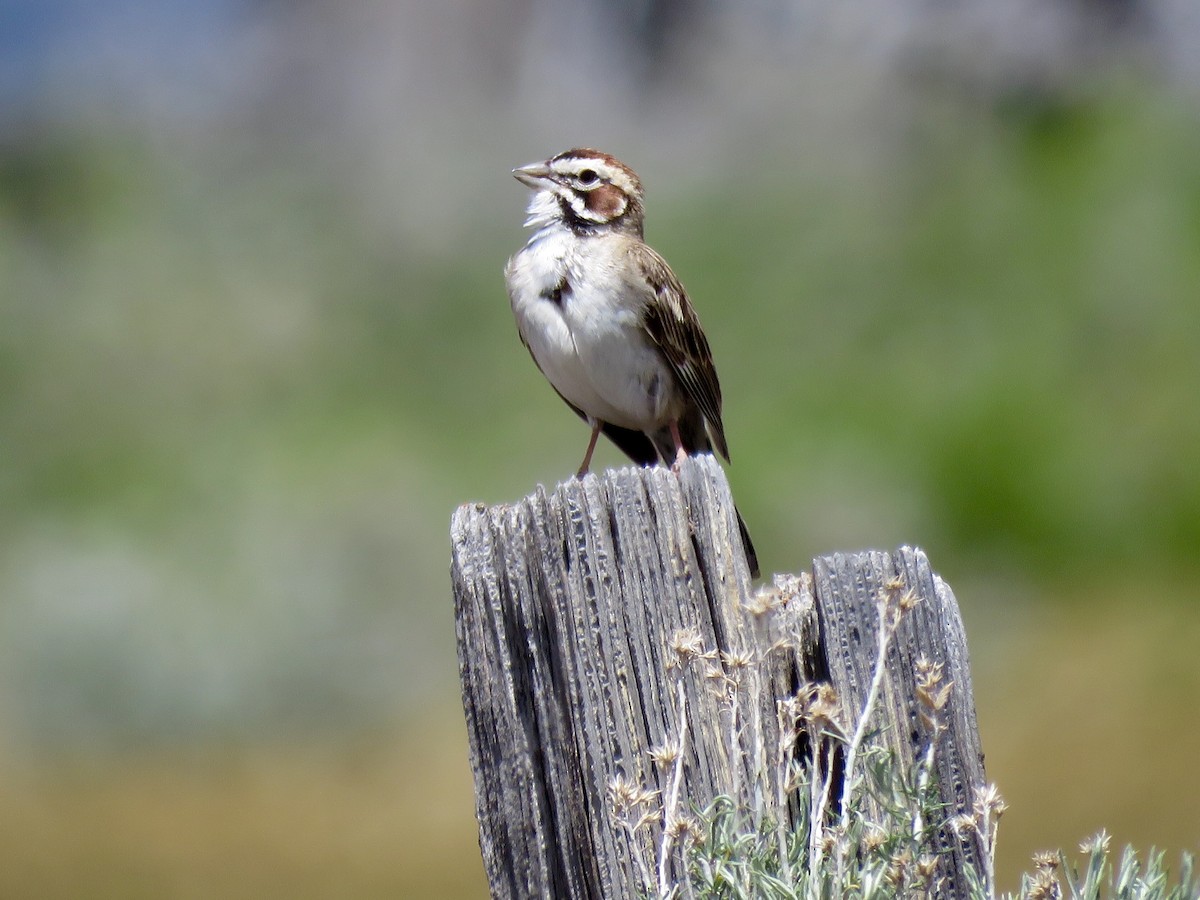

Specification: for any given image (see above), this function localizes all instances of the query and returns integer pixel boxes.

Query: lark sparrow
[504,148,758,577]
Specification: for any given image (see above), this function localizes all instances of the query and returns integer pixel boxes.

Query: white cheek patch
[569,192,606,223]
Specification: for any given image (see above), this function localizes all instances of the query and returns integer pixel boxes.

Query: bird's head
[513,148,645,237]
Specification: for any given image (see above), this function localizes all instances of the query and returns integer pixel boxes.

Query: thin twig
[838,590,899,833]
[657,680,689,898]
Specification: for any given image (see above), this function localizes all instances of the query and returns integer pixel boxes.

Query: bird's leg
[577,419,603,476]
[669,421,688,471]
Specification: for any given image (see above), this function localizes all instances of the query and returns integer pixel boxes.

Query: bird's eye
[578,169,598,185]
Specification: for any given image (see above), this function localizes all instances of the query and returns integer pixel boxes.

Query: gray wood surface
[451,456,988,898]
[814,549,989,896]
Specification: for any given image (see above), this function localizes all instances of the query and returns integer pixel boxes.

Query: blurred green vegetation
[0,81,1198,894]
[652,88,1200,578]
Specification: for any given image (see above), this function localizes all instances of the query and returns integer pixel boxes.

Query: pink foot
[577,420,603,477]
[669,421,687,472]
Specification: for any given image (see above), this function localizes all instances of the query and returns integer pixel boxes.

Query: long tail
[733,508,760,580]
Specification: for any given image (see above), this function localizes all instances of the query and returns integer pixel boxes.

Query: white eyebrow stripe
[551,155,641,197]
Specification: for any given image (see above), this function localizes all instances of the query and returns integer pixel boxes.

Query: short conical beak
[513,161,552,189]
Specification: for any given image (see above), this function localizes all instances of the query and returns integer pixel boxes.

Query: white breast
[505,226,678,432]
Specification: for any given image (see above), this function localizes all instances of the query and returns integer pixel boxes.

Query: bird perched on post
[504,147,758,578]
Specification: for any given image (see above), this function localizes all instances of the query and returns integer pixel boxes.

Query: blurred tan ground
[0,713,487,899]
[979,588,1200,890]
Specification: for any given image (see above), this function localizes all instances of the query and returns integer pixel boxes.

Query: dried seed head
[667,815,700,841]
[921,682,954,713]
[607,775,658,816]
[649,740,681,768]
[744,584,783,616]
[806,684,842,730]
[885,849,912,886]
[915,656,942,683]
[1032,851,1060,871]
[948,813,979,837]
[669,627,706,664]
[721,648,755,670]
[976,783,1007,820]
[778,694,803,725]
[915,657,954,717]
[608,774,637,806]
[862,825,888,853]
[916,854,939,880]
[1079,829,1110,855]
[1025,863,1062,900]
[1030,878,1060,899]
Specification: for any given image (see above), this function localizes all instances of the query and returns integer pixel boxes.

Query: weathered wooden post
[451,456,990,898]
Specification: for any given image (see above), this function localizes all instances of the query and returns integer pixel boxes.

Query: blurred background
[1,0,1198,895]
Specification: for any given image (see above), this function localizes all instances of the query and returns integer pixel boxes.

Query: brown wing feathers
[636,248,730,461]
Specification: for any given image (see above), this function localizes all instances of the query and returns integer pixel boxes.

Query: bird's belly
[517,293,671,431]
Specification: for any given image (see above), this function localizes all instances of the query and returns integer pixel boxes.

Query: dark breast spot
[541,277,569,307]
